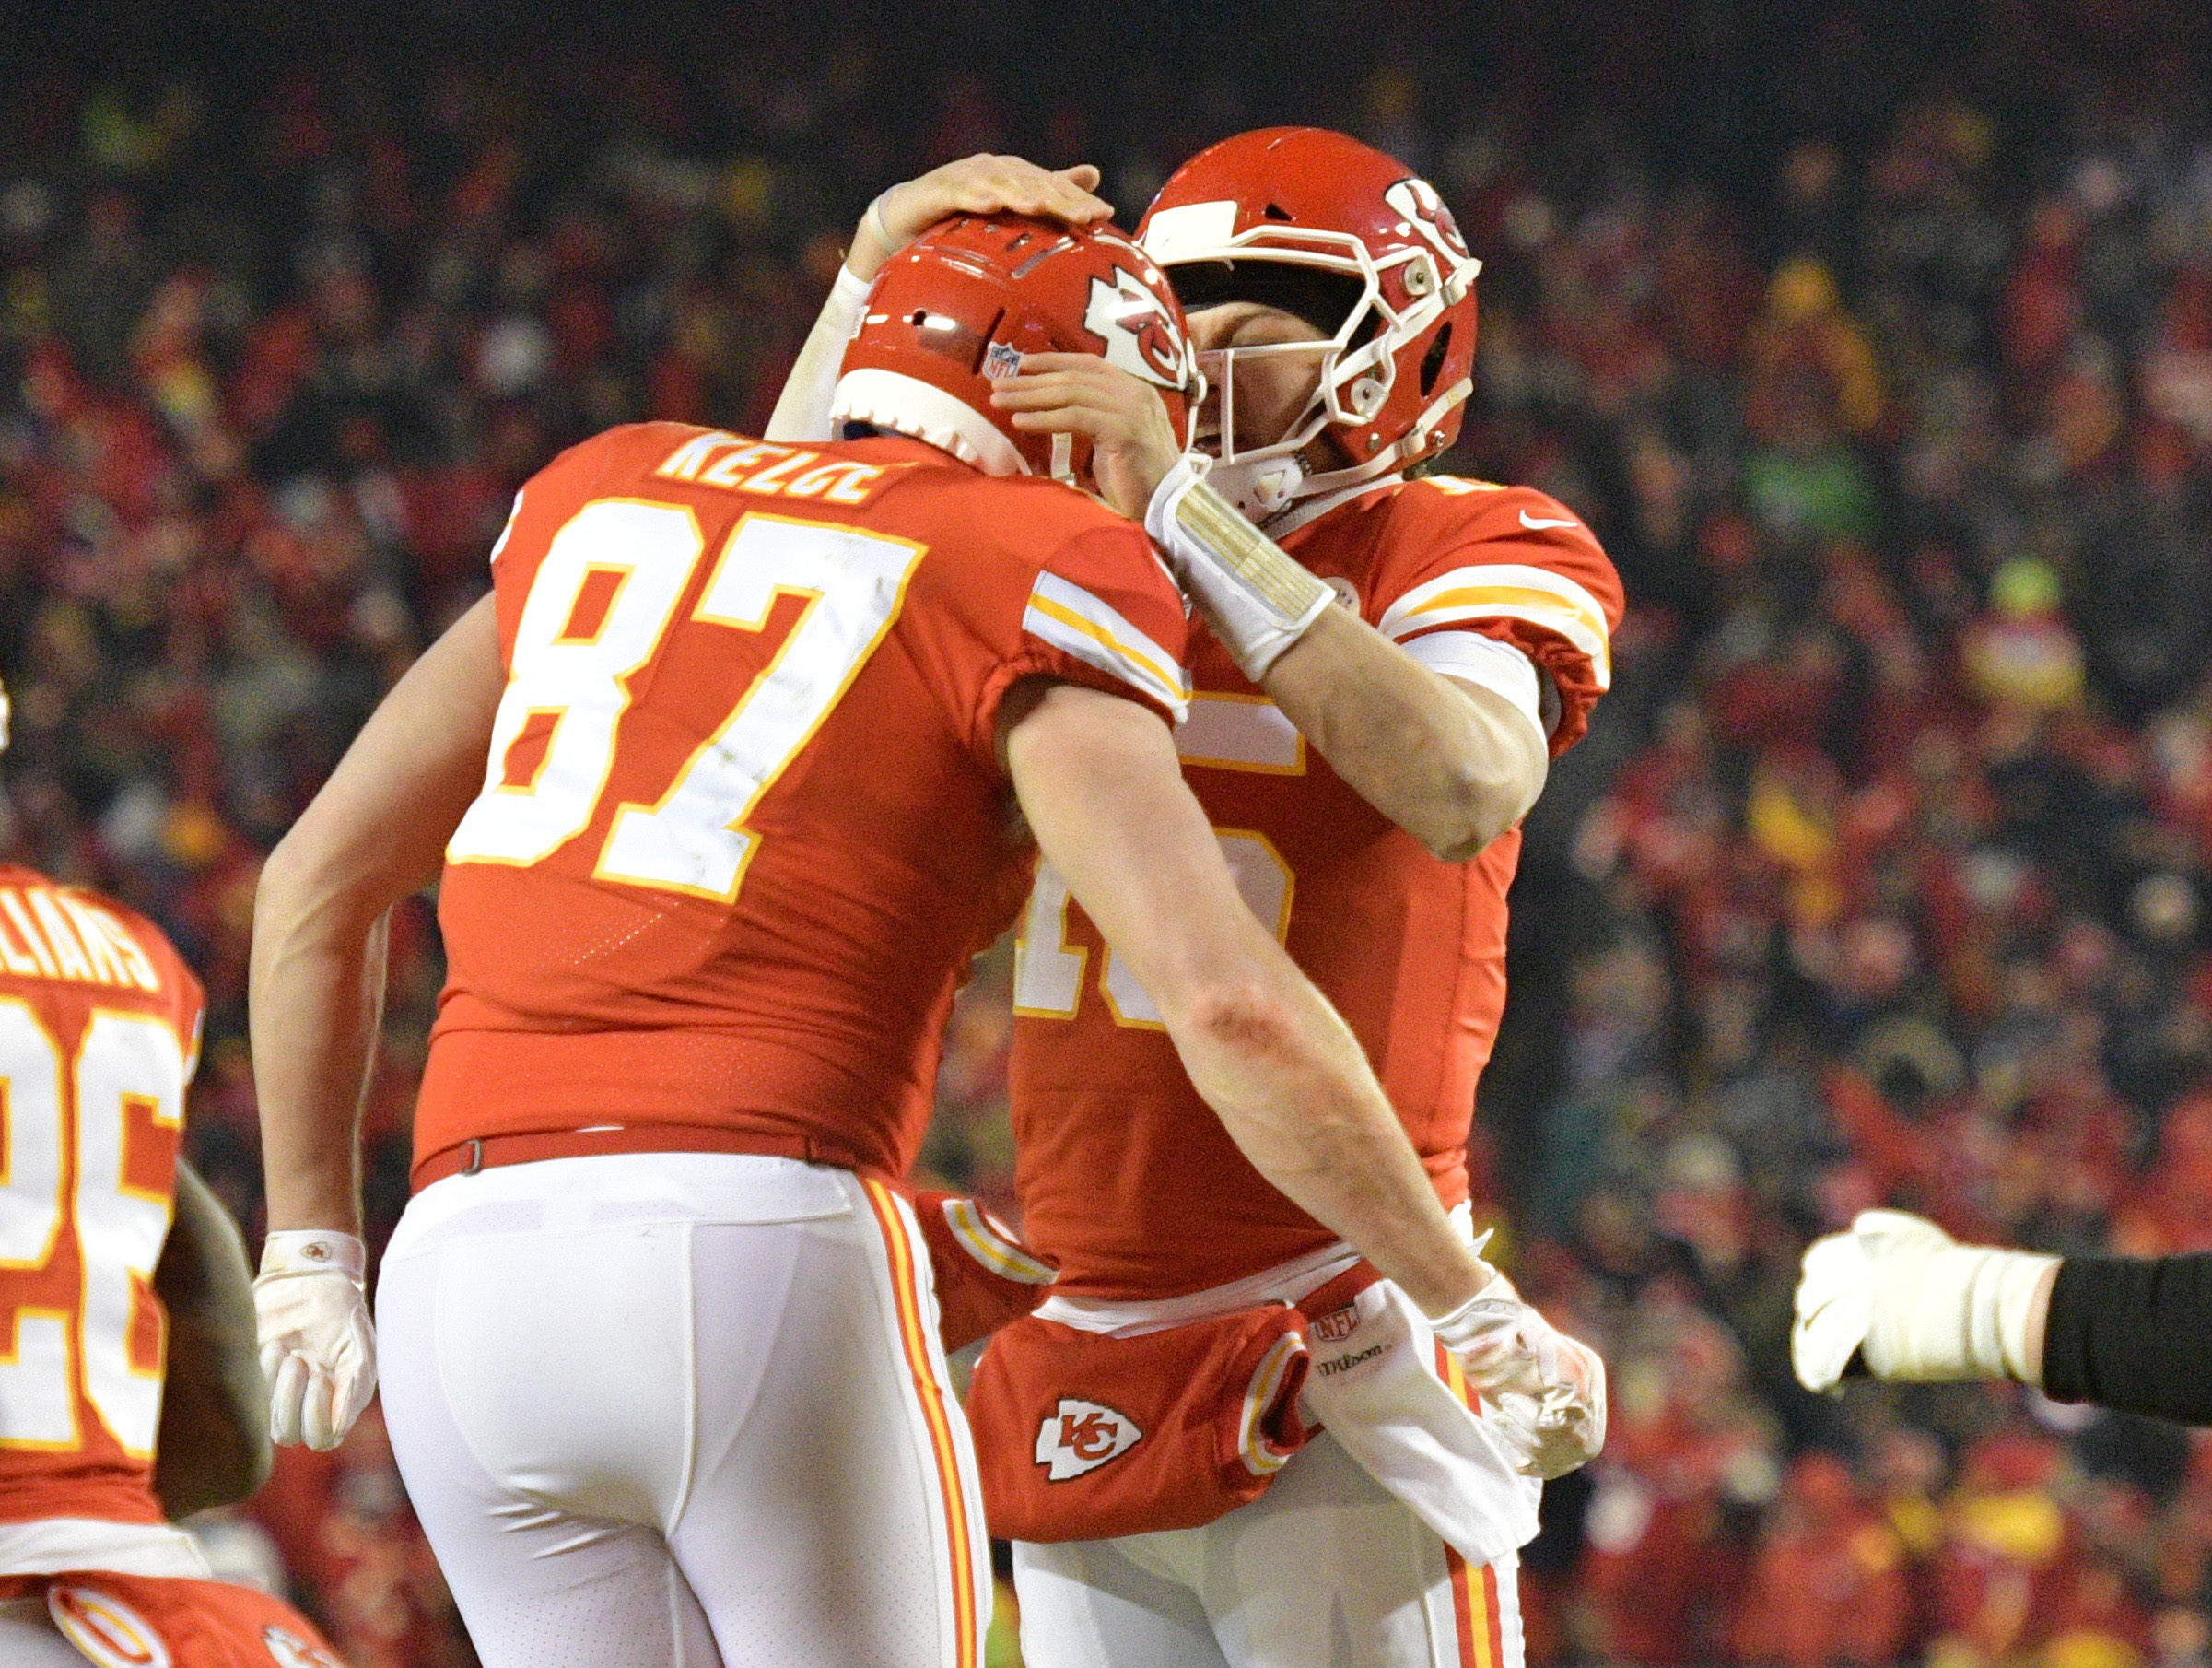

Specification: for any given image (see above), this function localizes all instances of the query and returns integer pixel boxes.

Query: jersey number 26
[0,1003,186,1458]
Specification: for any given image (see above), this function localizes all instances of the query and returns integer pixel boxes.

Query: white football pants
[1013,1432,1524,1668]
[376,1152,990,1668]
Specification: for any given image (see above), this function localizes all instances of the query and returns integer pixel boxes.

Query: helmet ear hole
[1420,323,1452,397]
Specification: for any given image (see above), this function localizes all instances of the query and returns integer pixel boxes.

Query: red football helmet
[1137,128,1481,524]
[834,214,1202,482]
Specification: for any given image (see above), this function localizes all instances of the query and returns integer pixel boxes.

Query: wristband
[1145,456,1333,682]
[1423,1237,1512,1357]
[1864,1230,2056,1385]
[259,1229,367,1285]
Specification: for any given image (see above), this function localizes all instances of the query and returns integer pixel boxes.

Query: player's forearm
[764,266,872,442]
[1261,606,1544,861]
[252,595,500,1231]
[251,867,392,1235]
[1160,958,1494,1318]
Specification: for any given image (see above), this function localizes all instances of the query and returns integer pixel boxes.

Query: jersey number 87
[447,499,923,901]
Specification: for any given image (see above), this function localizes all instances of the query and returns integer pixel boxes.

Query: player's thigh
[670,1189,990,1668]
[1012,1536,1230,1668]
[0,1600,89,1668]
[1196,1433,1525,1668]
[377,1237,725,1668]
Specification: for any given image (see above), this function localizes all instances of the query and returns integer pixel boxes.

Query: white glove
[1145,456,1333,682]
[1486,1314,1608,1480]
[1793,1209,2058,1393]
[1431,1274,1609,1478]
[255,1230,377,1451]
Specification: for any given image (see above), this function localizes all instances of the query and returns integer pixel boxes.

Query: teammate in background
[1795,1209,2212,1426]
[250,161,1550,1668]
[0,678,349,1668]
[771,131,1619,1668]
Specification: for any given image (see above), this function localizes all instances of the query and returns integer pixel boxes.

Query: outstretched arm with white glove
[1795,1209,2212,1427]
[1794,1209,2059,1392]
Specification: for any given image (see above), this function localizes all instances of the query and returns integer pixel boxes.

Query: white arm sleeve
[1401,630,1552,746]
[764,265,873,443]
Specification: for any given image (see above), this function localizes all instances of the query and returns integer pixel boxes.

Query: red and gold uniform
[377,418,1192,1668]
[0,865,200,1532]
[1011,476,1622,1299]
[0,866,350,1665]
[416,421,1191,1184]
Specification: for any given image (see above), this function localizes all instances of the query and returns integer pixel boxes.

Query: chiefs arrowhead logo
[1083,269,1194,391]
[1385,177,1471,263]
[1035,1396,1143,1480]
[48,1586,173,1668]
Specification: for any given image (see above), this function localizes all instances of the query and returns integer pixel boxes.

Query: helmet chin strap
[1205,452,1306,521]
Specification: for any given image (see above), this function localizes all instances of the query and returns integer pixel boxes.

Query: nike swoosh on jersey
[1518,510,1579,531]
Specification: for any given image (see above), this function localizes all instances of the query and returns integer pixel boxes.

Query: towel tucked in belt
[966,1254,1541,1563]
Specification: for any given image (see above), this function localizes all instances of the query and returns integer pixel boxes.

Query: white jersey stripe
[1379,563,1611,689]
[1023,571,1190,720]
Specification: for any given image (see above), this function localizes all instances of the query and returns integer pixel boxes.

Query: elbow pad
[1146,457,1332,682]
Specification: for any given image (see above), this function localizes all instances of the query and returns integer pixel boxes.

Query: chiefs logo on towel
[1036,1397,1144,1480]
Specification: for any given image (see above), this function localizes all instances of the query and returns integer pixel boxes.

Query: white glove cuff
[259,1230,367,1285]
[1145,456,1333,682]
[1865,1239,2058,1385]
[1424,1263,1517,1358]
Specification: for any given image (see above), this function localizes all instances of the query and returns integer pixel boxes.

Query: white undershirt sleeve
[1400,630,1553,745]
[764,265,873,443]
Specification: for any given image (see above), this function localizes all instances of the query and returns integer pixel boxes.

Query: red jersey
[417,425,1191,1182]
[0,865,204,1525]
[1009,476,1623,1298]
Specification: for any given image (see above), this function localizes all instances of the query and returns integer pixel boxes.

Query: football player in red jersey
[249,159,1550,1668]
[0,679,351,1668]
[777,133,1620,1668]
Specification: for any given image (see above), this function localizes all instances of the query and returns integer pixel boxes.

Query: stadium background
[4,0,2212,1661]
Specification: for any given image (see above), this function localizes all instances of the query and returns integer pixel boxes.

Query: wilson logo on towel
[1036,1398,1144,1479]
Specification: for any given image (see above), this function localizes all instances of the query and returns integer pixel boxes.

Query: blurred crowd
[4,3,2212,1663]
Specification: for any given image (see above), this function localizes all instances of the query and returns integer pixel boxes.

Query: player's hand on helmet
[848,156,1112,284]
[990,353,1184,518]
[254,1230,376,1451]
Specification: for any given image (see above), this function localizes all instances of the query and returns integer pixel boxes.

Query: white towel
[1297,1276,1543,1567]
